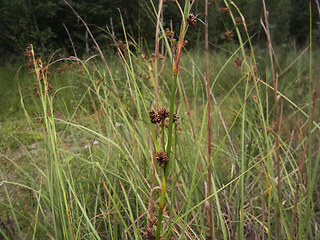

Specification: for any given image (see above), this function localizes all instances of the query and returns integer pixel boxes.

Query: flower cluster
[187,13,197,27]
[24,44,55,97]
[148,107,180,128]
[56,62,78,75]
[165,28,174,38]
[219,7,230,16]
[234,57,242,69]
[223,30,233,41]
[149,107,169,125]
[155,151,169,168]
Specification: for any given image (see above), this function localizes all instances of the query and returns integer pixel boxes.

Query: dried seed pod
[157,107,169,123]
[155,152,169,167]
[234,57,242,68]
[187,13,197,26]
[149,110,158,124]
[235,17,242,26]
[219,7,230,16]
[208,1,216,6]
[173,113,180,123]
[223,30,233,41]
[165,28,174,37]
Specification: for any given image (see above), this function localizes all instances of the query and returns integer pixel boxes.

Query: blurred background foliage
[0,0,319,63]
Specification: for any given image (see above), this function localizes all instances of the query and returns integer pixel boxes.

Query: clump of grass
[0,1,320,239]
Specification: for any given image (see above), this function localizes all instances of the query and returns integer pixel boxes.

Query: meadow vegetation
[0,0,319,239]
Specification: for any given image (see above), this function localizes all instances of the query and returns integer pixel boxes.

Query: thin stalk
[30,45,76,239]
[222,2,251,239]
[62,23,78,60]
[204,0,213,239]
[155,71,178,239]
[304,1,314,238]
[149,1,163,230]
[154,0,163,110]
[155,2,190,239]
[261,0,281,237]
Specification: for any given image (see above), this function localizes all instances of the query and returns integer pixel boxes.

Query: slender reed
[204,0,213,239]
[62,23,78,61]
[261,0,281,237]
[222,2,250,239]
[155,2,191,239]
[149,1,163,230]
[154,0,163,110]
[304,2,315,238]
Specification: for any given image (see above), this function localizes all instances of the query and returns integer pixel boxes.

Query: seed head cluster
[234,57,242,69]
[223,30,233,41]
[149,107,169,125]
[148,107,180,128]
[165,28,174,38]
[24,44,55,97]
[219,7,230,16]
[157,107,170,123]
[155,151,169,168]
[187,14,197,27]
[208,1,216,6]
[235,17,242,26]
[148,110,158,124]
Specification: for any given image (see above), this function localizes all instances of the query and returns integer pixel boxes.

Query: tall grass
[1,0,320,239]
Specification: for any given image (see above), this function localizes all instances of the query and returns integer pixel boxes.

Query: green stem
[304,1,313,238]
[155,72,178,239]
[154,2,190,238]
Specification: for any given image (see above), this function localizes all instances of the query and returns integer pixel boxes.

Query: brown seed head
[149,110,158,124]
[234,57,242,69]
[235,17,242,26]
[223,30,233,41]
[173,113,180,123]
[24,44,35,71]
[208,1,216,6]
[157,107,169,123]
[155,152,169,167]
[187,13,197,26]
[220,8,230,16]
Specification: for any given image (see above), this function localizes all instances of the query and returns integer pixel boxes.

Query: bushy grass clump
[0,2,319,239]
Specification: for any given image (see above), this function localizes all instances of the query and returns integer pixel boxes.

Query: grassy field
[1,2,320,240]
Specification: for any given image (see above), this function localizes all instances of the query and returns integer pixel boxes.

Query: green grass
[1,7,320,240]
